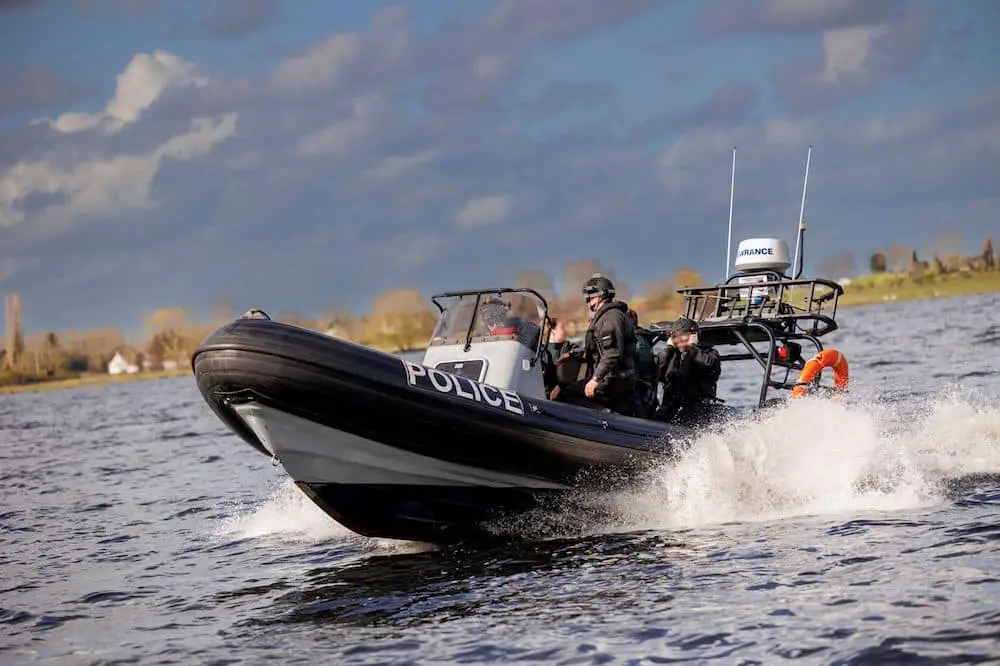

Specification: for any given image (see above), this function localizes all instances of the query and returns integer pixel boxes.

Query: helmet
[479,296,511,328]
[670,316,698,336]
[582,273,615,301]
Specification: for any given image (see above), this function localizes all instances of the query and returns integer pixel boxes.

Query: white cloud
[269,34,363,95]
[353,149,440,188]
[33,50,208,134]
[703,0,898,37]
[772,5,935,111]
[266,6,416,97]
[1,2,996,330]
[0,113,237,228]
[821,25,884,80]
[158,114,237,159]
[655,87,1000,225]
[296,93,390,158]
[453,194,512,230]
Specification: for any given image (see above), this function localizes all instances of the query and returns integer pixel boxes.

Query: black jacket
[584,300,636,392]
[658,343,721,405]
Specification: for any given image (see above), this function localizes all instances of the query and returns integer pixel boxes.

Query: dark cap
[670,316,698,335]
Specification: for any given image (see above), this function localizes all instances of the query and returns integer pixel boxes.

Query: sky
[0,0,998,334]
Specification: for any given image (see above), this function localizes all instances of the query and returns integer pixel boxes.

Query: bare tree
[513,269,556,302]
[925,234,965,260]
[144,307,188,336]
[672,268,704,290]
[562,258,604,298]
[143,308,190,364]
[882,245,913,272]
[321,303,353,328]
[3,293,24,370]
[641,278,677,313]
[368,287,435,351]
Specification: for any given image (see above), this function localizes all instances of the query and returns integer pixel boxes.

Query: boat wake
[210,386,999,551]
[488,387,1000,540]
[213,479,435,555]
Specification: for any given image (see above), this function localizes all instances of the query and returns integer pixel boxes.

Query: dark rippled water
[2,293,1000,664]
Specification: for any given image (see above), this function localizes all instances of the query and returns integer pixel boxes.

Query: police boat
[192,234,850,545]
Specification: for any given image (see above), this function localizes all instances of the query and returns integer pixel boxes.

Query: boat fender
[790,348,849,398]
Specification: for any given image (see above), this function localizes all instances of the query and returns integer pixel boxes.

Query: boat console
[421,288,551,400]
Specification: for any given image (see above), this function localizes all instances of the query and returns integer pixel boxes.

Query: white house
[108,351,139,375]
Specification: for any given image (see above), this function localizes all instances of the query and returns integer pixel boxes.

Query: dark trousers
[553,377,634,415]
[655,394,720,428]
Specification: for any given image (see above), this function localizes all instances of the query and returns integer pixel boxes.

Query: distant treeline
[817,235,995,280]
[1,235,995,384]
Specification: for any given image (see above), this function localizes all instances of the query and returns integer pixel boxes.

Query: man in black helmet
[478,295,541,349]
[549,273,636,414]
[654,316,722,426]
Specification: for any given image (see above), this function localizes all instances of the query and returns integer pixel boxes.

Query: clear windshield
[429,291,546,349]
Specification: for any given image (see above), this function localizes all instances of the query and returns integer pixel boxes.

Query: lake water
[2,293,1000,664]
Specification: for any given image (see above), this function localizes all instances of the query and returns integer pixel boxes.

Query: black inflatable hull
[192,317,698,544]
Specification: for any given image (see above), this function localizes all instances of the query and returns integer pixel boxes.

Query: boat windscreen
[429,292,544,347]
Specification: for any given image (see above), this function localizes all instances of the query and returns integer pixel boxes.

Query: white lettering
[404,360,426,386]
[428,368,454,392]
[401,359,524,416]
[467,377,482,401]
[480,384,503,408]
[738,247,774,257]
[499,388,524,415]
[453,376,475,400]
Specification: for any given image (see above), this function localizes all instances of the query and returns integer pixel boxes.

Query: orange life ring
[790,348,849,398]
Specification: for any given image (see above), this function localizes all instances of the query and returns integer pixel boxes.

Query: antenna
[791,144,811,279]
[725,146,736,280]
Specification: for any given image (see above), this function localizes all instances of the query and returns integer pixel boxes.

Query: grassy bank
[839,269,1000,308]
[0,367,192,396]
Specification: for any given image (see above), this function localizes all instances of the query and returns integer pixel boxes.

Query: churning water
[2,293,1000,664]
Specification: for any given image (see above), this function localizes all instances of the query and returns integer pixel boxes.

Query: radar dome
[733,238,791,273]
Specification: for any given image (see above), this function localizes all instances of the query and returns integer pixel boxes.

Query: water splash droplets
[212,478,436,555]
[213,479,352,543]
[495,392,1000,541]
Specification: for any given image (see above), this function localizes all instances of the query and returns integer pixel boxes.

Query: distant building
[108,351,139,375]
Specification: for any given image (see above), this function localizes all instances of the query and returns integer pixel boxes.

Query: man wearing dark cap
[549,273,636,414]
[654,316,722,426]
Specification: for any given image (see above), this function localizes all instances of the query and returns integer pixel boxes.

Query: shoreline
[836,271,1000,309]
[3,272,996,396]
[0,368,192,396]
